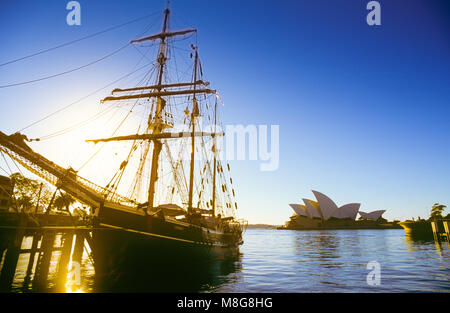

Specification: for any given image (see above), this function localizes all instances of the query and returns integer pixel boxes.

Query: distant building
[358,210,386,221]
[288,190,387,228]
[0,175,13,212]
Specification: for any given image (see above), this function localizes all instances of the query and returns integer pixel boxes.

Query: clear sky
[0,0,449,224]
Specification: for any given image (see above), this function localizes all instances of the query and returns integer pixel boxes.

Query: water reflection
[296,231,340,259]
[2,229,449,292]
[0,230,93,293]
[96,251,243,293]
[0,228,244,293]
[404,234,449,261]
[229,229,450,292]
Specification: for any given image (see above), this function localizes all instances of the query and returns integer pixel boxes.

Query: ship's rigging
[0,8,239,221]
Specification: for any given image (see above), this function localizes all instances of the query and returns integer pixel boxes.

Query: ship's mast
[212,98,217,217]
[127,8,196,213]
[147,8,169,213]
[187,46,199,215]
[87,9,221,213]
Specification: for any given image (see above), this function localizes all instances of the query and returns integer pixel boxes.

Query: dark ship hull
[91,204,242,291]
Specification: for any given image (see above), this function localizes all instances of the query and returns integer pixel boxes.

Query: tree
[429,203,446,220]
[54,192,75,212]
[9,172,53,212]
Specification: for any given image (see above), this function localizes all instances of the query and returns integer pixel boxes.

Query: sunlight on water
[66,285,85,293]
[6,229,450,292]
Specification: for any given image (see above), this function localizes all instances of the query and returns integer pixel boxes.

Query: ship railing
[74,175,136,205]
[226,218,248,233]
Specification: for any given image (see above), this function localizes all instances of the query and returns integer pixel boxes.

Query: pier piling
[0,214,26,292]
[23,232,41,289]
[56,231,74,291]
[33,230,56,291]
[0,210,93,292]
[431,221,450,243]
[443,221,449,242]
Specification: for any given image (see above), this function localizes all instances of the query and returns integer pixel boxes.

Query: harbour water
[7,228,450,293]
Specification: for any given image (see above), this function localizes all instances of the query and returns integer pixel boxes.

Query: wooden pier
[399,219,450,242]
[0,212,92,292]
[431,220,450,243]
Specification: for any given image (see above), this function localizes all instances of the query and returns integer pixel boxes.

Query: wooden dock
[431,220,450,243]
[0,212,92,292]
[399,219,450,242]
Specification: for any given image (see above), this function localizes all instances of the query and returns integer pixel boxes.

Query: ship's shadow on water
[0,229,243,293]
[94,250,243,293]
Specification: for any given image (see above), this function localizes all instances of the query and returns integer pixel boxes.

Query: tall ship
[0,8,245,288]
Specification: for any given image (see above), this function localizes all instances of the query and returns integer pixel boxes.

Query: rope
[0,11,160,67]
[18,61,154,133]
[74,49,159,172]
[0,152,13,175]
[33,103,119,141]
[76,99,140,172]
[0,42,131,89]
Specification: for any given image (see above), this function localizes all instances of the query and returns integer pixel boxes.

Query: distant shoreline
[277,224,403,230]
[246,222,403,230]
[246,224,281,229]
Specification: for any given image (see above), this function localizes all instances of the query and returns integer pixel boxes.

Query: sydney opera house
[286,190,388,229]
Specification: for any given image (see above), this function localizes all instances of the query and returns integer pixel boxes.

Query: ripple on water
[213,229,450,293]
[9,229,449,292]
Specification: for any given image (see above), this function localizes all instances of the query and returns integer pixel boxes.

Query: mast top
[130,9,196,45]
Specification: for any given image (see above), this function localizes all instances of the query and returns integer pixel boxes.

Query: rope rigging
[74,53,160,184]
[0,11,160,68]
[0,11,240,220]
[1,9,162,93]
[0,42,131,89]
[20,37,158,136]
[26,60,157,140]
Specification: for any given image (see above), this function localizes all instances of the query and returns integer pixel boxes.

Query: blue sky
[0,0,449,224]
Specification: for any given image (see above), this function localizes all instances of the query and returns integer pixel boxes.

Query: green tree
[10,172,53,212]
[54,192,75,212]
[429,203,446,220]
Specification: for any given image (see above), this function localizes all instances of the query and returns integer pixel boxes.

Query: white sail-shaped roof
[334,203,360,220]
[289,204,308,217]
[311,190,338,220]
[358,210,386,220]
[302,199,322,219]
[299,203,312,218]
[290,191,370,221]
